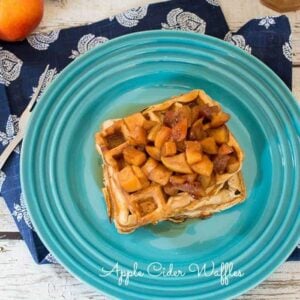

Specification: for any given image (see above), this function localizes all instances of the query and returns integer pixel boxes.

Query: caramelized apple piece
[161,153,192,174]
[136,145,145,152]
[163,109,176,127]
[218,143,234,155]
[122,123,147,145]
[198,174,211,189]
[163,183,178,196]
[202,123,211,131]
[120,123,131,142]
[164,106,189,141]
[191,105,201,124]
[161,141,177,157]
[185,141,202,165]
[145,146,161,161]
[143,120,158,130]
[147,124,162,142]
[130,126,147,145]
[172,117,188,142]
[124,113,145,131]
[185,174,198,182]
[174,182,205,197]
[208,125,229,144]
[198,173,216,189]
[155,126,172,149]
[170,174,197,185]
[226,156,240,173]
[200,137,218,154]
[181,105,192,127]
[213,155,231,174]
[191,155,214,177]
[118,166,142,192]
[189,119,206,140]
[123,146,147,166]
[132,165,150,188]
[210,112,230,128]
[198,104,219,118]
[148,164,172,186]
[209,173,216,187]
[147,111,162,123]
[142,157,159,176]
[176,141,186,152]
[170,175,186,185]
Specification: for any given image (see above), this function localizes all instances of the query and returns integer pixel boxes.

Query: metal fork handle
[0,132,23,170]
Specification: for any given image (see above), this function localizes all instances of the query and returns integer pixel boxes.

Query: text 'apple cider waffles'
[95,90,246,233]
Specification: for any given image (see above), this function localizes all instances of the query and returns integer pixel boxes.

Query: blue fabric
[0,0,297,264]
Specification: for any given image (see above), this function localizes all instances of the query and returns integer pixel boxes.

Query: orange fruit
[0,0,44,42]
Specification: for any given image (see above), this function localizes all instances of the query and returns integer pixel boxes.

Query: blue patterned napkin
[0,0,298,264]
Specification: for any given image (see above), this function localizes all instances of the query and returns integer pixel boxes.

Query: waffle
[95,90,246,233]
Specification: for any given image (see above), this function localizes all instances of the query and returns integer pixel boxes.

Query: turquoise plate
[21,31,300,299]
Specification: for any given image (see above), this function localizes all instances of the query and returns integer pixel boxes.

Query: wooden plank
[36,0,300,64]
[37,0,164,31]
[0,239,299,299]
[0,240,107,299]
[0,198,18,232]
[293,67,300,100]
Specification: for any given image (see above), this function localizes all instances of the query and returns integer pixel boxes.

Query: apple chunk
[124,113,145,131]
[185,141,202,165]
[210,112,230,128]
[155,126,172,149]
[172,117,188,141]
[189,119,206,140]
[118,166,142,193]
[123,146,146,166]
[130,126,147,145]
[213,154,231,174]
[143,120,158,130]
[161,141,177,157]
[132,165,150,188]
[161,153,192,174]
[122,124,147,145]
[226,156,240,173]
[208,125,229,144]
[170,174,197,185]
[198,174,211,189]
[218,143,234,155]
[145,146,161,161]
[200,137,218,154]
[191,155,213,177]
[148,164,172,186]
[141,157,159,176]
[180,105,192,127]
[173,182,205,197]
[147,124,161,142]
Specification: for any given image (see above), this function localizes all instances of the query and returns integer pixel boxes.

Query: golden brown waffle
[95,90,246,233]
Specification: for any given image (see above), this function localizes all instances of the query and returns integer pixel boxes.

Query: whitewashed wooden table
[0,0,299,299]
